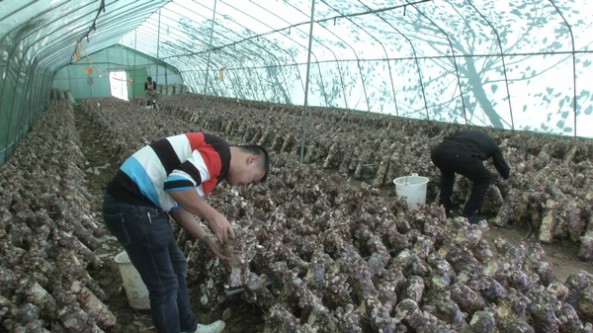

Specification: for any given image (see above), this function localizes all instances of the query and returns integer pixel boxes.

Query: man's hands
[168,189,237,262]
[490,173,501,185]
[201,235,231,261]
[490,172,511,185]
[168,188,236,243]
[206,211,236,244]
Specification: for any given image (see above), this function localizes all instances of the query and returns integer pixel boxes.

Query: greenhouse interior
[2,0,593,332]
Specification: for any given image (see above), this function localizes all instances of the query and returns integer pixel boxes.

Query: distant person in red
[430,130,510,224]
[144,76,157,106]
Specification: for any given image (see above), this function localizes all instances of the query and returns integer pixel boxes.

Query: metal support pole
[156,8,161,82]
[203,0,219,96]
[299,0,316,163]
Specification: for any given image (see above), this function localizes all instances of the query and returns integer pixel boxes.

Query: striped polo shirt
[106,132,230,212]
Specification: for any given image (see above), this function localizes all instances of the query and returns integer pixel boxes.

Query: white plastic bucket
[114,251,150,310]
[393,173,429,210]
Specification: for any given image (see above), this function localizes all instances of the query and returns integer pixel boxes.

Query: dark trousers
[146,90,157,106]
[102,193,198,333]
[430,141,492,217]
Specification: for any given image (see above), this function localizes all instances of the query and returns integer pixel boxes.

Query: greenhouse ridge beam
[160,0,433,60]
[164,47,592,64]
[321,0,433,19]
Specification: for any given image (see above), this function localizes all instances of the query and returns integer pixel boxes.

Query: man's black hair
[237,144,270,181]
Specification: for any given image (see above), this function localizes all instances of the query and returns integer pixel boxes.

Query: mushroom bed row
[0,95,592,332]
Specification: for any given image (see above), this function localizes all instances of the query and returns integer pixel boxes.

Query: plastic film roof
[1,0,593,141]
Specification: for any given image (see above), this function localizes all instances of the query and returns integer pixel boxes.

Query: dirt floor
[486,224,593,283]
[74,106,593,333]
[76,106,266,333]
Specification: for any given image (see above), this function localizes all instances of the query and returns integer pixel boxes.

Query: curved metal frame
[467,1,515,131]
[410,1,467,123]
[548,0,578,138]
[1,0,591,165]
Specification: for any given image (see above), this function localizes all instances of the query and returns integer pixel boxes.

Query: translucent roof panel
[113,0,593,137]
[0,0,167,73]
[2,0,593,140]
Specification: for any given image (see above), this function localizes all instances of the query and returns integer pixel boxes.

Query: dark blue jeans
[102,193,198,333]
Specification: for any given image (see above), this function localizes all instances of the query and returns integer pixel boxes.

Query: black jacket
[145,80,156,91]
[443,130,510,179]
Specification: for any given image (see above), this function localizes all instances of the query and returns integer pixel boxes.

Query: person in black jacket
[144,76,157,106]
[430,130,510,224]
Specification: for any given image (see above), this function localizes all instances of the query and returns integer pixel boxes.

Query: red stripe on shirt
[184,132,222,195]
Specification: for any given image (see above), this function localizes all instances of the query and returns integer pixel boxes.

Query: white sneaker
[192,320,226,333]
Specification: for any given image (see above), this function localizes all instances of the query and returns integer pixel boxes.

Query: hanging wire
[70,0,106,61]
[75,41,132,83]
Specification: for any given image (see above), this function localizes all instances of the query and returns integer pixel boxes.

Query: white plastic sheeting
[112,0,593,137]
[1,0,593,164]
